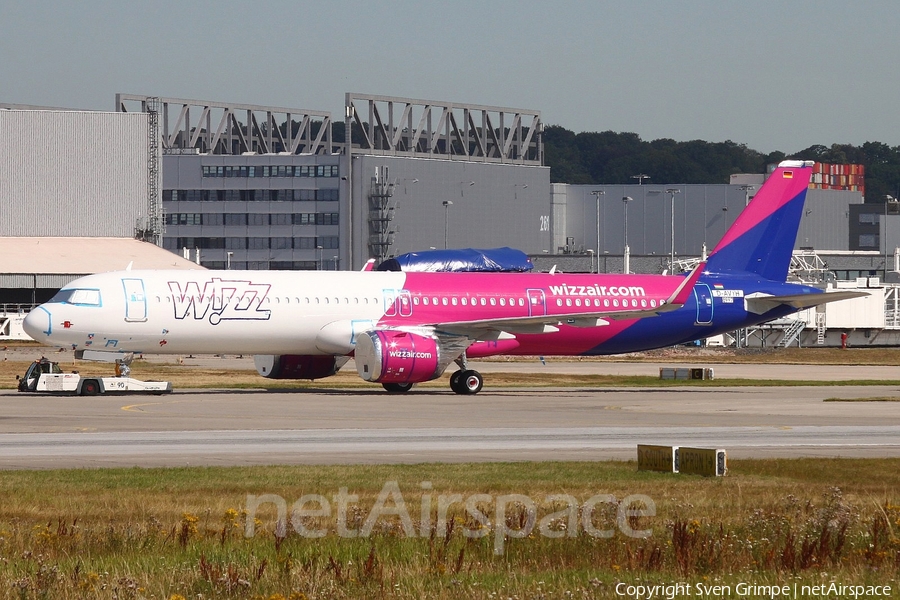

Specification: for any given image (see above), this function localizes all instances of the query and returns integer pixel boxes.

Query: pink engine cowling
[354,330,442,384]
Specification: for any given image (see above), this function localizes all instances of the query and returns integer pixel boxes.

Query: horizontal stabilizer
[745,290,868,315]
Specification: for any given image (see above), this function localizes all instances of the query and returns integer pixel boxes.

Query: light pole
[622,196,633,274]
[665,188,681,270]
[442,200,453,249]
[226,251,233,270]
[590,190,605,259]
[631,173,650,185]
[316,245,323,270]
[739,184,755,207]
[587,249,595,274]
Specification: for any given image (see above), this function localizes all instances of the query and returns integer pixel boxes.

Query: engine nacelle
[253,355,348,380]
[354,330,442,384]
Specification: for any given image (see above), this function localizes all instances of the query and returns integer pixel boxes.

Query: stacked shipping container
[809,162,865,194]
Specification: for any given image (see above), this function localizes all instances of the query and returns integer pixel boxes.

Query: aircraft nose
[23,307,51,340]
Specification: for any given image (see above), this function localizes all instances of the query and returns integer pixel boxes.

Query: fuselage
[23,268,818,357]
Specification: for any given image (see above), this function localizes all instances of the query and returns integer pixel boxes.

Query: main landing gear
[449,352,483,395]
[379,353,484,395]
[449,369,483,395]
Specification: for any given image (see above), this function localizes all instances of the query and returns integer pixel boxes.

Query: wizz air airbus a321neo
[24,160,864,394]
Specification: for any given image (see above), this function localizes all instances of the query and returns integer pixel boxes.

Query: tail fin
[705,160,814,281]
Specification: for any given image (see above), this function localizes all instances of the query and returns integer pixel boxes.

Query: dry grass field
[0,460,897,599]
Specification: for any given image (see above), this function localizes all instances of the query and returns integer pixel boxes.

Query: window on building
[226,237,247,250]
[859,212,880,225]
[316,236,339,249]
[248,238,269,250]
[224,213,248,226]
[316,213,339,225]
[859,234,879,248]
[295,237,316,249]
[317,189,339,201]
[165,213,201,226]
[270,213,292,226]
[248,213,268,226]
[203,213,224,226]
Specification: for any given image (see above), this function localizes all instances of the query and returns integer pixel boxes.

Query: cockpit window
[50,288,102,306]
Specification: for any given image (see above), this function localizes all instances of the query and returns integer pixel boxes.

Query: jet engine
[354,330,443,384]
[253,355,349,380]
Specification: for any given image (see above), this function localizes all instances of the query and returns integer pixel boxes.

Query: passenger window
[442,297,448,306]
[451,298,458,306]
[490,298,496,306]
[423,297,429,306]
[499,298,505,306]
[650,299,657,307]
[613,299,619,307]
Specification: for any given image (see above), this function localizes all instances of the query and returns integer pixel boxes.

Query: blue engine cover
[377,247,533,273]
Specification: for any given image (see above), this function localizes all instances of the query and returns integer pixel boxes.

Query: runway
[1,380,899,468]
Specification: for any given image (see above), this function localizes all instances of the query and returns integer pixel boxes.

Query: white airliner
[23,161,863,394]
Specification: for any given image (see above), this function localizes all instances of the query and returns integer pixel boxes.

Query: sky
[2,0,898,154]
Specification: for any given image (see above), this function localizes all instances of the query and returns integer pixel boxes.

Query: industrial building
[114,94,551,271]
[3,94,900,347]
[0,106,198,342]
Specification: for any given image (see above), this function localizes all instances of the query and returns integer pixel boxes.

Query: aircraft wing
[433,262,707,338]
[745,290,869,314]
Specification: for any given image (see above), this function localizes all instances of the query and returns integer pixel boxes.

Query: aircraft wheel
[459,370,483,395]
[81,379,101,396]
[449,370,465,394]
[383,382,414,393]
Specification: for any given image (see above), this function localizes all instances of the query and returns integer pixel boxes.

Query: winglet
[664,261,706,308]
[361,259,376,272]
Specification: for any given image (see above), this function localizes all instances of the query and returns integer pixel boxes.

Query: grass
[0,460,898,599]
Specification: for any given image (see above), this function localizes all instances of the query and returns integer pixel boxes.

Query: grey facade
[343,93,547,269]
[348,156,551,266]
[0,109,149,237]
[557,183,861,260]
[161,154,342,269]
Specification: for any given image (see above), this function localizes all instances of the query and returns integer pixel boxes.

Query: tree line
[542,125,900,202]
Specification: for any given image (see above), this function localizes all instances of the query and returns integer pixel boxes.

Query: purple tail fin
[705,160,814,281]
